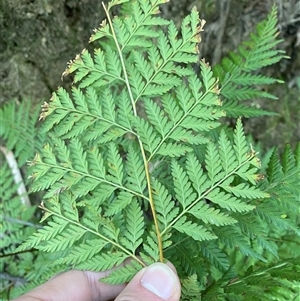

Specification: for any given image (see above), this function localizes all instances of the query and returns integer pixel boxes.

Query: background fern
[1,1,299,300]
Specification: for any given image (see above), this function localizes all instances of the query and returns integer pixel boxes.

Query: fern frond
[165,236,206,281]
[185,152,210,194]
[151,179,179,230]
[142,230,160,262]
[121,200,144,253]
[0,101,41,165]
[13,0,295,295]
[206,188,255,212]
[104,191,134,216]
[221,100,277,118]
[213,5,287,117]
[200,241,230,273]
[16,217,69,251]
[53,238,108,266]
[101,260,143,284]
[173,216,217,242]
[190,202,237,227]
[213,226,266,261]
[76,251,128,271]
[221,258,300,301]
[106,143,124,185]
[18,197,145,267]
[124,144,147,195]
[181,274,202,301]
[171,160,197,209]
[255,143,300,236]
[41,87,132,141]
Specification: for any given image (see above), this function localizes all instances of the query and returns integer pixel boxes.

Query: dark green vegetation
[1,0,299,300]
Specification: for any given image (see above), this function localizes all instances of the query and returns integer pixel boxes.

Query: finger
[11,269,126,301]
[115,262,181,301]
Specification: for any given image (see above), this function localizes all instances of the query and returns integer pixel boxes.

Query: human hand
[11,262,181,301]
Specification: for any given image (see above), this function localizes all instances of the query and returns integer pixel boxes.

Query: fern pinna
[17,1,299,299]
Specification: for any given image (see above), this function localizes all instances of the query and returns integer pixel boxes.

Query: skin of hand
[11,262,181,301]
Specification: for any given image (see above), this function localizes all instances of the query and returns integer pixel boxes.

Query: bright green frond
[104,191,134,216]
[221,100,276,117]
[16,218,69,251]
[125,144,146,194]
[218,129,238,174]
[4,2,296,298]
[106,143,124,185]
[0,101,40,165]
[54,239,107,266]
[133,117,161,154]
[214,226,266,261]
[101,261,143,284]
[200,241,229,272]
[142,230,160,261]
[173,216,217,242]
[233,118,250,165]
[221,182,269,199]
[122,200,145,253]
[207,188,255,213]
[77,251,128,271]
[171,160,197,209]
[213,5,286,118]
[189,201,237,227]
[205,142,223,182]
[144,98,172,137]
[185,153,210,194]
[151,179,179,230]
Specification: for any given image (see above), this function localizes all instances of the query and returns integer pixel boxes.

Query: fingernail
[141,263,177,300]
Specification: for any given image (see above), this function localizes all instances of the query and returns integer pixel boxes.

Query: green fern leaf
[173,216,217,242]
[214,226,266,261]
[142,230,160,262]
[155,142,192,157]
[181,274,202,301]
[77,252,128,271]
[104,191,133,217]
[166,237,206,281]
[0,101,41,165]
[221,183,269,199]
[200,241,229,272]
[106,143,124,185]
[213,5,286,117]
[53,238,108,266]
[206,188,255,213]
[218,129,238,174]
[133,117,160,154]
[101,261,143,284]
[185,153,210,195]
[171,160,197,209]
[16,218,69,251]
[121,200,144,253]
[152,179,179,230]
[36,224,86,253]
[205,142,223,182]
[10,2,294,297]
[125,144,147,195]
[233,118,249,165]
[189,201,237,227]
[144,98,172,137]
[221,100,277,118]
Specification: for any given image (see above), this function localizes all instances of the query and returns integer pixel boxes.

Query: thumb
[115,262,181,301]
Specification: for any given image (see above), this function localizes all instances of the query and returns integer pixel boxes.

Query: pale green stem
[102,2,164,262]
